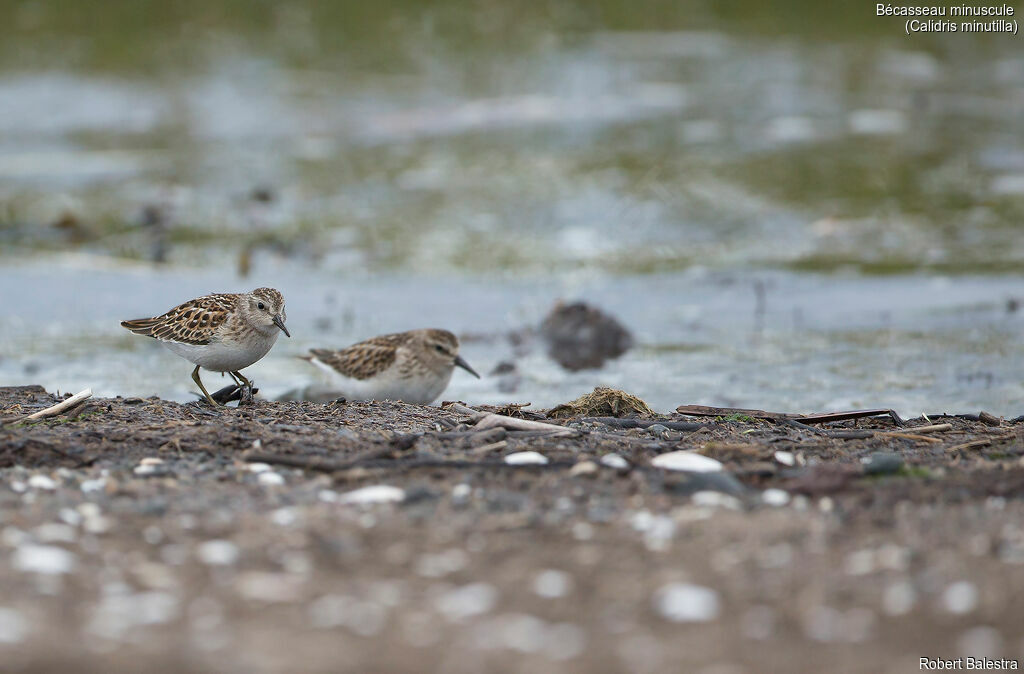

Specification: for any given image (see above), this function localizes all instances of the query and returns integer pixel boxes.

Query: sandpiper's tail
[120,317,160,337]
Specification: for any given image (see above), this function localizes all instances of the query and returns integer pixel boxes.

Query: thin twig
[879,432,943,444]
[5,389,93,426]
[894,423,952,434]
[946,433,1015,453]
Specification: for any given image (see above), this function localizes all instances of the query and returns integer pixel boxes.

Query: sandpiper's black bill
[454,355,480,378]
[273,314,291,337]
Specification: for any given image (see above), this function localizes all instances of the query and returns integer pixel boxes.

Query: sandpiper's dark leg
[231,371,251,389]
[192,365,218,406]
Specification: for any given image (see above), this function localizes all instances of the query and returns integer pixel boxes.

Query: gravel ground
[1,385,1024,673]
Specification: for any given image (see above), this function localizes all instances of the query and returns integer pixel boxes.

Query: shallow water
[1,256,1022,418]
[1,2,1023,416]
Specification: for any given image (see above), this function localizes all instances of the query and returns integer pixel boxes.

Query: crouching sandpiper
[121,287,289,405]
[302,328,479,405]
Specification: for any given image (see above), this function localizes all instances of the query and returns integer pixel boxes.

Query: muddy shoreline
[1,385,1023,672]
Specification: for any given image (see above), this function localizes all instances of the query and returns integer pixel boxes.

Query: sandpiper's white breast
[162,330,280,373]
[309,357,453,405]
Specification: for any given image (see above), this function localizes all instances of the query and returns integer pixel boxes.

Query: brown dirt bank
[1,386,1023,673]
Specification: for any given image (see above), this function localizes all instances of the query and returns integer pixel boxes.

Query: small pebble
[33,523,76,544]
[569,461,598,477]
[691,491,743,510]
[257,472,285,486]
[196,540,240,567]
[761,489,790,507]
[600,454,630,470]
[139,457,164,466]
[27,475,56,490]
[246,463,272,473]
[533,569,572,599]
[773,451,795,467]
[861,452,904,475]
[882,581,916,616]
[451,484,472,501]
[434,583,498,622]
[338,485,406,505]
[651,451,723,473]
[653,582,720,622]
[0,607,28,644]
[647,424,669,434]
[942,581,979,615]
[504,451,549,466]
[12,544,76,575]
[80,477,107,493]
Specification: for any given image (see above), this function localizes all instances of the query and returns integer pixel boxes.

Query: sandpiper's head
[413,329,479,378]
[243,287,289,337]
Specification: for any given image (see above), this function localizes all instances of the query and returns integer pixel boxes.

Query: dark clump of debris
[539,301,633,371]
[548,386,654,418]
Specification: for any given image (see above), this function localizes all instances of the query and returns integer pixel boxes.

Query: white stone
[773,451,795,467]
[504,451,548,466]
[0,608,28,644]
[451,484,472,500]
[600,454,630,470]
[80,477,107,493]
[246,462,272,473]
[133,465,160,476]
[957,626,1003,659]
[196,540,239,566]
[27,475,56,490]
[317,489,339,503]
[942,581,979,615]
[885,582,916,617]
[338,485,406,505]
[12,544,76,574]
[653,582,720,622]
[651,451,723,473]
[569,461,598,477]
[235,572,303,603]
[139,457,164,466]
[761,489,790,506]
[415,549,469,578]
[257,472,285,486]
[844,549,875,576]
[270,508,298,527]
[434,583,498,622]
[533,569,572,599]
[87,591,178,640]
[33,523,76,544]
[691,491,742,510]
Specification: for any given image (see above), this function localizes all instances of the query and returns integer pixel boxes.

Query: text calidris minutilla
[121,287,290,405]
[303,329,479,404]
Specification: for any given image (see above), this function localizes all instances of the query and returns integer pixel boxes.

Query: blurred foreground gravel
[1,386,1023,673]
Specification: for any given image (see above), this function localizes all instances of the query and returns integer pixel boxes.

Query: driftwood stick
[945,438,993,453]
[946,433,1015,453]
[895,423,952,434]
[879,431,943,444]
[582,417,707,431]
[675,404,904,426]
[473,413,576,435]
[7,389,94,426]
[443,402,487,420]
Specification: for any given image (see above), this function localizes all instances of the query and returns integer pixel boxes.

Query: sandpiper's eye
[434,345,445,353]
[257,302,266,310]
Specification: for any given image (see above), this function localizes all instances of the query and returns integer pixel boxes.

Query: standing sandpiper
[121,288,290,405]
[302,329,479,405]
